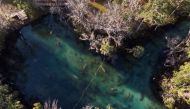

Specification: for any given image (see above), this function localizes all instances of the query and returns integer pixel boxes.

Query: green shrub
[139,0,176,25]
[161,62,190,109]
[13,0,34,18]
[131,46,144,58]
[33,102,42,109]
[100,39,114,55]
[0,84,23,109]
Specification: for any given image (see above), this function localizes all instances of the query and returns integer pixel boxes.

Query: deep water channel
[4,16,190,109]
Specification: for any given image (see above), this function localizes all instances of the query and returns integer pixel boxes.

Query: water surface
[10,16,190,109]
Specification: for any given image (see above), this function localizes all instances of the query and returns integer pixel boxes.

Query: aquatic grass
[11,16,179,109]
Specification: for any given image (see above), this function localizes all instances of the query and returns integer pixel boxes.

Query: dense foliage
[0,84,23,109]
[12,0,36,18]
[62,0,190,55]
[64,0,130,54]
[139,0,190,25]
[161,62,190,109]
[31,0,190,56]
[139,0,176,25]
[100,39,114,55]
[161,33,190,109]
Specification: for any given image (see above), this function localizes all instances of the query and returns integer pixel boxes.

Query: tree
[139,0,190,25]
[64,0,140,55]
[139,0,176,25]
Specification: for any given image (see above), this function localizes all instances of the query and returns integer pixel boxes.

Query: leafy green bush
[0,84,23,109]
[100,39,114,55]
[131,46,144,58]
[13,0,34,18]
[161,62,190,109]
[139,0,176,25]
[176,0,190,15]
[186,38,190,58]
[33,102,42,109]
[139,0,190,25]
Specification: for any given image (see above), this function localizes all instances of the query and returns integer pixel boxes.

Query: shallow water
[10,16,190,109]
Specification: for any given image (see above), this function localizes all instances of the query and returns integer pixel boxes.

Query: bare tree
[164,31,190,67]
[44,100,62,109]
[64,0,137,52]
[33,0,144,53]
[127,0,147,11]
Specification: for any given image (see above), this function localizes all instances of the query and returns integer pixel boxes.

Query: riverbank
[152,19,190,109]
[63,0,190,57]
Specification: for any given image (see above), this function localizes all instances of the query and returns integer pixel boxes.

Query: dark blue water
[12,16,190,109]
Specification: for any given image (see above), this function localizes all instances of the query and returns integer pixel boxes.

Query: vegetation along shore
[0,0,190,109]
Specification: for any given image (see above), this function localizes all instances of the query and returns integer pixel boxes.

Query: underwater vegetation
[6,16,165,109]
[0,0,190,109]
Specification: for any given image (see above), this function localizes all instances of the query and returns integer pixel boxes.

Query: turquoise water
[12,16,190,109]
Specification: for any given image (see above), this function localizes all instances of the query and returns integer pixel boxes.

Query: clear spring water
[11,16,190,109]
